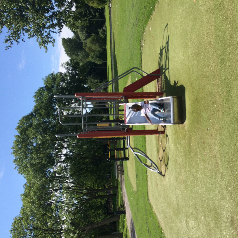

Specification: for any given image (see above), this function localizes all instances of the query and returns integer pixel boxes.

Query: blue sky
[0,27,73,237]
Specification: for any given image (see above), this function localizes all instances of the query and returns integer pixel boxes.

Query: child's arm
[144,113,153,125]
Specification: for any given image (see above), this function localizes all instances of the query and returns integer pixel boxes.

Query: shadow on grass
[112,36,119,92]
[158,24,186,123]
[130,219,136,238]
[157,24,186,176]
[157,132,170,176]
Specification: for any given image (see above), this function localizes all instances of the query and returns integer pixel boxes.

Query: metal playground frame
[54,67,183,175]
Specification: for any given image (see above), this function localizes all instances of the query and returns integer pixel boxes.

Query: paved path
[119,171,137,238]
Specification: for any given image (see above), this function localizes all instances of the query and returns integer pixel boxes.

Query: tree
[62,59,107,82]
[66,2,105,33]
[62,37,88,62]
[12,72,88,178]
[0,0,75,50]
[84,34,106,64]
[11,69,117,237]
[85,0,108,8]
[77,215,120,231]
[97,234,123,238]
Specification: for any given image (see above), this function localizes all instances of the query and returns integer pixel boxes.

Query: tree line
[0,0,123,237]
[11,72,119,238]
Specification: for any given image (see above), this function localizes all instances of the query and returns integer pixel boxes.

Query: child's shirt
[140,101,151,116]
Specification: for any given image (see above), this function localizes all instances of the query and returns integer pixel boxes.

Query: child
[129,100,166,125]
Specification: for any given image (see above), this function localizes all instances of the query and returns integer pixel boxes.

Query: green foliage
[61,5,107,86]
[85,0,108,8]
[84,34,106,64]
[11,69,118,236]
[62,33,106,66]
[62,31,107,87]
[0,0,75,50]
[87,74,104,90]
[62,37,86,61]
[86,34,105,52]
[0,0,106,51]
[66,1,105,33]
[8,0,116,236]
[61,59,107,90]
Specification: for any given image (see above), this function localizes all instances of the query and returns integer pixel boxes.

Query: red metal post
[123,68,161,92]
[75,92,163,100]
[77,129,164,138]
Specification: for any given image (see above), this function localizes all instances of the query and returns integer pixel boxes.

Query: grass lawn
[105,5,112,89]
[109,0,238,237]
[111,0,158,92]
[142,1,238,237]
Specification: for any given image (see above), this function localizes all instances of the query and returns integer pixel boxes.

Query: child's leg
[150,103,164,112]
[150,109,166,121]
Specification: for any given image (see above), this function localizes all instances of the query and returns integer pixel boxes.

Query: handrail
[94,67,160,92]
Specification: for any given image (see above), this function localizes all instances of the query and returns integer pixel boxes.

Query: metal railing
[94,67,160,92]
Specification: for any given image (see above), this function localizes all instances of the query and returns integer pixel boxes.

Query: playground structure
[54,67,183,175]
[107,138,128,162]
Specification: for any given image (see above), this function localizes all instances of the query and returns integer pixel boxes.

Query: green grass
[110,0,165,237]
[109,0,238,237]
[105,5,113,93]
[111,0,158,92]
[142,1,238,237]
[124,136,165,238]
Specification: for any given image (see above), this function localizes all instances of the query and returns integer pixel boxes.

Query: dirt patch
[157,132,169,176]
[157,76,163,92]
[156,77,169,176]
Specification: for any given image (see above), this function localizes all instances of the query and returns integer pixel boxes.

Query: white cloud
[51,26,74,73]
[18,50,26,70]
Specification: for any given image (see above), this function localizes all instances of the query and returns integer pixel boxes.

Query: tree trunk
[66,185,118,193]
[78,215,120,231]
[85,186,118,193]
[85,193,116,203]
